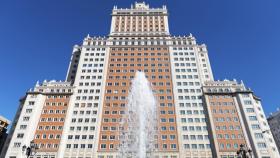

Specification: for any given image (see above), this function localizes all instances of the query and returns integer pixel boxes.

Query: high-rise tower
[62,2,214,157]
[1,2,279,158]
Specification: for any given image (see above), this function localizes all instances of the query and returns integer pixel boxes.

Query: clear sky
[1,0,280,121]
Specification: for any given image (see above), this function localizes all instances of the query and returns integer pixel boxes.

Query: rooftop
[112,2,167,11]
[0,115,10,125]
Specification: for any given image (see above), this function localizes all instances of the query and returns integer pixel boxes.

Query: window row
[66,143,94,149]
[40,117,65,122]
[174,57,196,61]
[37,143,59,149]
[210,102,235,106]
[174,63,196,67]
[78,82,102,86]
[100,143,177,150]
[77,89,101,94]
[215,125,241,131]
[208,95,232,99]
[178,103,203,107]
[183,144,210,149]
[69,126,96,131]
[42,109,66,114]
[74,103,99,108]
[81,69,104,74]
[108,75,171,80]
[182,126,208,131]
[111,52,169,56]
[179,110,205,115]
[107,82,171,86]
[212,109,237,114]
[35,134,61,139]
[68,135,95,140]
[80,76,102,80]
[178,95,202,100]
[219,143,240,150]
[71,118,97,123]
[217,133,244,139]
[176,74,200,80]
[14,142,59,149]
[115,28,165,32]
[183,135,209,140]
[173,52,195,56]
[76,96,100,100]
[83,58,104,62]
[45,102,68,106]
[175,69,197,73]
[177,89,201,93]
[105,95,173,101]
[109,66,170,74]
[48,89,72,93]
[206,88,232,93]
[104,102,174,108]
[181,118,206,123]
[82,64,104,67]
[85,48,106,52]
[47,95,70,99]
[38,125,63,130]
[73,110,98,115]
[111,47,168,51]
[101,134,176,141]
[214,117,239,122]
[172,47,194,51]
[110,63,170,68]
[110,58,169,62]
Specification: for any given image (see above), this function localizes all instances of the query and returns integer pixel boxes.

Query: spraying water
[118,71,158,158]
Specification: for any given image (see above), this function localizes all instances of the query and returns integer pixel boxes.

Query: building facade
[268,109,280,152]
[1,2,279,158]
[1,81,73,158]
[203,80,279,158]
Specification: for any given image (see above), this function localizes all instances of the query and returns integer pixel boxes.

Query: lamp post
[22,140,38,158]
[236,144,252,158]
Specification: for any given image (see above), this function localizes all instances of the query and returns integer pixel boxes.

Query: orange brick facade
[34,94,71,152]
[98,47,179,153]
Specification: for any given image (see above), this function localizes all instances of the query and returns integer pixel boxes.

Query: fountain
[118,71,158,158]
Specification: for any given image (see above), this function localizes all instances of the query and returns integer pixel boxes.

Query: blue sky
[1,0,280,121]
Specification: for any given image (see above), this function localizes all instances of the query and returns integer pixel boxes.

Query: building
[1,2,279,158]
[1,81,73,158]
[203,80,279,158]
[268,109,280,152]
[0,116,10,154]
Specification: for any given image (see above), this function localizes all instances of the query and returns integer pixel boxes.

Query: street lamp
[22,140,39,158]
[236,144,253,158]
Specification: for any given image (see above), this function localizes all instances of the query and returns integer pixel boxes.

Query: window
[249,116,257,121]
[171,144,176,149]
[29,101,35,105]
[184,144,190,149]
[23,117,30,121]
[219,143,224,149]
[255,133,264,139]
[66,144,71,148]
[17,133,24,138]
[257,143,267,148]
[246,108,254,113]
[101,144,106,149]
[13,142,21,148]
[191,144,197,149]
[226,143,231,149]
[162,135,167,140]
[244,100,252,105]
[20,125,27,129]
